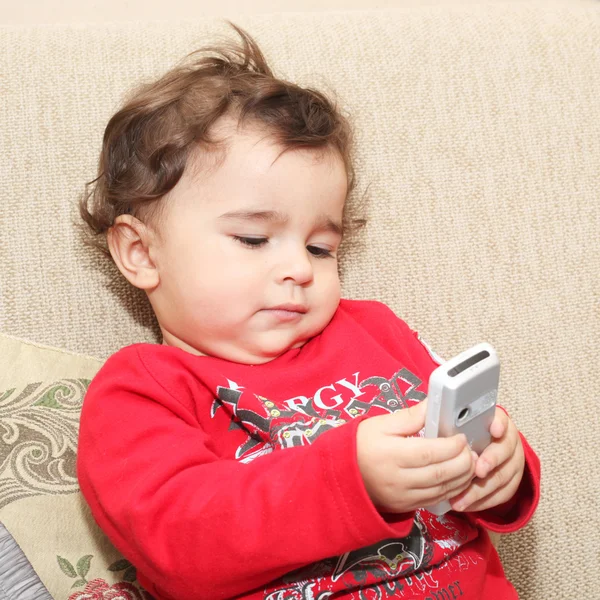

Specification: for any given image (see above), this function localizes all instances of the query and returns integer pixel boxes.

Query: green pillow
[0,333,151,599]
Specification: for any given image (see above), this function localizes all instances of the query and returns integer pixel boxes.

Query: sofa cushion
[0,333,152,599]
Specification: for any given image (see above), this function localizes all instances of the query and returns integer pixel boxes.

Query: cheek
[185,246,264,301]
[315,267,341,304]
[329,281,342,308]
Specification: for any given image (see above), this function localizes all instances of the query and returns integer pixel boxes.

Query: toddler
[78,23,540,600]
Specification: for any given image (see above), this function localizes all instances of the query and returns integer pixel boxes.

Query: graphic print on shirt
[262,511,469,600]
[210,367,478,599]
[211,367,426,455]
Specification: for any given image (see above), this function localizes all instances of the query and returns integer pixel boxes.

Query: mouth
[267,304,308,314]
[262,304,308,322]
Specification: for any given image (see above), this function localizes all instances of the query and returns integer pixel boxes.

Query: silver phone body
[424,342,499,515]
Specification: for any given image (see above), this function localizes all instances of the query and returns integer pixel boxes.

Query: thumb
[489,408,508,439]
[389,399,428,436]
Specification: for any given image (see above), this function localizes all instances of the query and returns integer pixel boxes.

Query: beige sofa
[1,2,598,598]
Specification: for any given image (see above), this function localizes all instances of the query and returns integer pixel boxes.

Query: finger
[462,474,520,512]
[475,447,508,480]
[399,433,469,468]
[410,442,476,490]
[451,452,521,511]
[489,408,508,439]
[476,427,518,479]
[451,469,522,513]
[387,400,428,436]
[422,461,478,506]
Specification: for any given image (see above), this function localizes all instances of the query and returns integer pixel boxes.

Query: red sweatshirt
[77,299,540,600]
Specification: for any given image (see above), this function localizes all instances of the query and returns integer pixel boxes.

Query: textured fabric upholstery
[1,3,598,598]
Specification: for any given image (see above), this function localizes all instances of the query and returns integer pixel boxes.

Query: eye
[307,245,334,259]
[233,236,268,248]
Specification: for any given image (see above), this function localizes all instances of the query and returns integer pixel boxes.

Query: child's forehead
[184,136,345,195]
[156,129,347,228]
[152,116,349,230]
[194,120,339,171]
[177,139,344,217]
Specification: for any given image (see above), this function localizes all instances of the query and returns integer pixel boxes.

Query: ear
[107,215,160,290]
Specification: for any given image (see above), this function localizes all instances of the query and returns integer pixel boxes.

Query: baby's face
[148,126,348,364]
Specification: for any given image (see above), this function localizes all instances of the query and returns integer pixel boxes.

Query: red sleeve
[471,432,541,533]
[77,347,416,600]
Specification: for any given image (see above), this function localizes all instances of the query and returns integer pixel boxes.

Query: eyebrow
[217,209,343,236]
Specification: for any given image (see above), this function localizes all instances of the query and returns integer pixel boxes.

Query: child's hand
[356,400,477,514]
[449,408,525,513]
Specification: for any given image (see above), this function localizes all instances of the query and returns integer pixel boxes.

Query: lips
[262,304,308,322]
[267,304,308,313]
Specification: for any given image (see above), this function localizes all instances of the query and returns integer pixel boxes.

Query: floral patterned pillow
[0,333,152,600]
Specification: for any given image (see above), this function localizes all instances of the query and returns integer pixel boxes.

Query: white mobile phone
[424,342,499,515]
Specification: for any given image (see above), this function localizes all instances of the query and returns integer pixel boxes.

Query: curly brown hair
[79,22,363,258]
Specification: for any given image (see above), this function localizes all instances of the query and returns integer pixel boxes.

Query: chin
[256,334,308,360]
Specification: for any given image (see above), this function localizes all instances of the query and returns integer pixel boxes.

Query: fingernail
[454,500,466,512]
[471,451,478,462]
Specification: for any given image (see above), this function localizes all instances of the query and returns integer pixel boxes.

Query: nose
[276,242,314,286]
